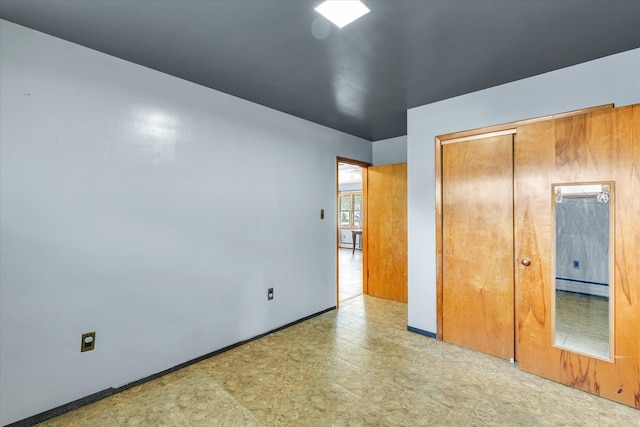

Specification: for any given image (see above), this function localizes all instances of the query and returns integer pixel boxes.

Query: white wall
[407,48,640,334]
[338,182,362,192]
[372,135,407,165]
[0,20,371,425]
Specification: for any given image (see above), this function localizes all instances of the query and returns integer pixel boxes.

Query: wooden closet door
[515,105,640,407]
[442,134,514,360]
[367,163,407,303]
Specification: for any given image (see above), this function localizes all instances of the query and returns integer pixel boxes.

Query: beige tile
[339,248,363,303]
[115,402,192,426]
[598,396,640,426]
[38,399,120,427]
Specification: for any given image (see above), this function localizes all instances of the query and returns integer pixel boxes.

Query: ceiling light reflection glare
[315,0,370,29]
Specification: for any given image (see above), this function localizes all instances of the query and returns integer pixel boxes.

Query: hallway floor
[37,296,638,426]
[338,248,362,303]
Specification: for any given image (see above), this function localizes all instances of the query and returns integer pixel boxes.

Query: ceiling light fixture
[315,0,370,29]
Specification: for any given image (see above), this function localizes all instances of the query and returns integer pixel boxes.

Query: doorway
[335,158,408,306]
[337,161,364,303]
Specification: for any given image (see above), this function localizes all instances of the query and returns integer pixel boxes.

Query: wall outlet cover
[81,332,96,352]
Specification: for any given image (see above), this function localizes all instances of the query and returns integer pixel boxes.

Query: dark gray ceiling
[1,0,639,141]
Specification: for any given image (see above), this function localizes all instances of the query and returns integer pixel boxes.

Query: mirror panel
[553,182,613,361]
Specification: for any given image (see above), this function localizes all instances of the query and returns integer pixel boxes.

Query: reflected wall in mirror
[553,183,614,361]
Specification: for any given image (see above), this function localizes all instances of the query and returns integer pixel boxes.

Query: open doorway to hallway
[338,162,363,303]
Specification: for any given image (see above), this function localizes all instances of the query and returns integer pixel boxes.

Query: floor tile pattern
[37,296,638,426]
[338,248,362,302]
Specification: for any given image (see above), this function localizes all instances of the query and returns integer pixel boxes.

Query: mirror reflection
[553,183,612,360]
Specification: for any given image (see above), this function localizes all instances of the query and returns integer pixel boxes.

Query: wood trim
[337,157,371,168]
[436,104,614,142]
[336,160,340,308]
[440,129,516,145]
[608,181,616,363]
[435,136,443,340]
[362,167,369,295]
[435,103,615,344]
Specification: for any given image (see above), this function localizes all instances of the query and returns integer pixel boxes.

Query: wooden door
[442,134,515,360]
[367,163,407,303]
[515,105,640,407]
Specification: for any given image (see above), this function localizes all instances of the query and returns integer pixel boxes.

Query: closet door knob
[521,258,531,266]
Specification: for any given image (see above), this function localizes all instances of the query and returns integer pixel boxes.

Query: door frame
[336,157,371,307]
[434,104,613,340]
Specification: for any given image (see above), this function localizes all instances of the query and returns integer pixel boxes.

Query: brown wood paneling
[367,163,407,303]
[513,119,556,374]
[442,134,514,360]
[515,105,640,408]
[435,104,615,343]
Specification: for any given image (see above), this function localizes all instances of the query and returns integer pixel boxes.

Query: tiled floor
[555,291,610,359]
[338,248,362,302]
[36,295,639,426]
